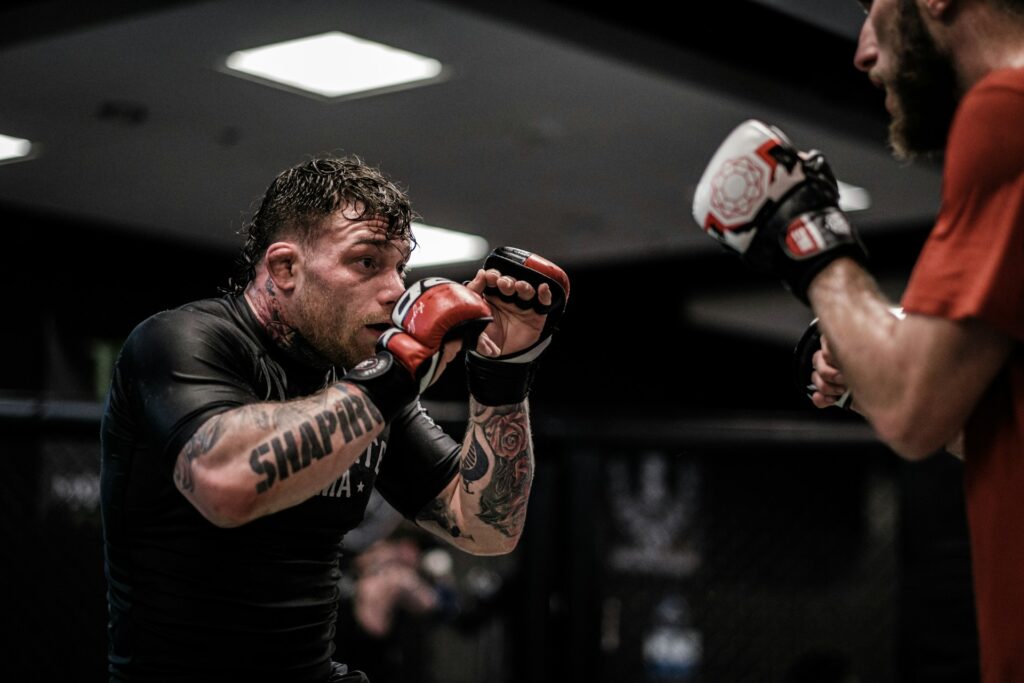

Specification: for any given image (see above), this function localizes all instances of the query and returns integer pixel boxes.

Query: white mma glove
[692,119,869,305]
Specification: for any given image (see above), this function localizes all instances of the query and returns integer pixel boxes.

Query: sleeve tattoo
[418,403,534,539]
[173,385,383,496]
[173,412,226,493]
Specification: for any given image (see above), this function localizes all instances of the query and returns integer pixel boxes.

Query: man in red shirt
[692,1,1024,679]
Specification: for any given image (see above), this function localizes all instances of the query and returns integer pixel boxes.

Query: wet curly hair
[227,155,417,293]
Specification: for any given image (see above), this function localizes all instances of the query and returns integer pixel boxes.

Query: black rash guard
[100,295,460,683]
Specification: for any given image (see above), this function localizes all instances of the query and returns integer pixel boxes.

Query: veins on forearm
[474,403,534,537]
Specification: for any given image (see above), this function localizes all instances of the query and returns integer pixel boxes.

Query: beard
[291,275,372,371]
[887,0,961,160]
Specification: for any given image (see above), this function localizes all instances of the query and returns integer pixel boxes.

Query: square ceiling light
[408,223,489,269]
[224,31,445,100]
[0,133,33,163]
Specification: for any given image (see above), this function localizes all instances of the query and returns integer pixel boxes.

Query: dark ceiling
[0,0,941,345]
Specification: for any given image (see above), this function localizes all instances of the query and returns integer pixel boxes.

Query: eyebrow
[353,237,411,261]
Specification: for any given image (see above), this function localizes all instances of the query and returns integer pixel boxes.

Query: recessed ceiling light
[224,31,445,100]
[0,133,32,163]
[838,181,871,212]
[408,223,489,269]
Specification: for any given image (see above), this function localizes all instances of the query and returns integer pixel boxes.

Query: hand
[465,246,570,359]
[793,317,853,410]
[383,277,493,390]
[792,307,904,411]
[809,335,852,409]
[344,278,492,419]
[692,119,868,305]
[353,538,439,637]
[465,268,549,356]
[463,246,570,405]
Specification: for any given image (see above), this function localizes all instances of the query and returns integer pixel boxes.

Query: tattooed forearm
[248,387,383,493]
[477,452,532,536]
[173,413,227,493]
[416,498,475,541]
[473,404,533,536]
[460,431,490,493]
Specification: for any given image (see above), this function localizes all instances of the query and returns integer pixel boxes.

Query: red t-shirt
[901,67,1024,682]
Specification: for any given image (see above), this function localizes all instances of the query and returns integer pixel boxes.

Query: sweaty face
[887,0,960,159]
[288,209,409,369]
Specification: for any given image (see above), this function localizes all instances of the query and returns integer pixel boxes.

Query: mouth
[364,322,392,338]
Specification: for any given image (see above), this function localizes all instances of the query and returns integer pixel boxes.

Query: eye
[356,256,377,270]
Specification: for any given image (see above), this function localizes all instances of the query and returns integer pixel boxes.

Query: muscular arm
[414,398,534,556]
[173,382,385,527]
[808,258,1011,460]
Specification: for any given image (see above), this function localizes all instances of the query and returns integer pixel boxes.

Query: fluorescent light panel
[225,31,443,98]
[838,181,871,212]
[0,133,32,162]
[408,223,489,268]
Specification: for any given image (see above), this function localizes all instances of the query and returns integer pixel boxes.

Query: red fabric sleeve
[901,71,1024,342]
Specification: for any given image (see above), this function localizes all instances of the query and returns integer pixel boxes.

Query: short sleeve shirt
[900,67,1024,682]
[100,295,460,682]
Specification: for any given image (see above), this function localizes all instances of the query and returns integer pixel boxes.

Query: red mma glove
[467,247,570,405]
[345,278,492,420]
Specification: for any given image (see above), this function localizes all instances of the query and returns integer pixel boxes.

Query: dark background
[0,200,977,682]
[0,0,978,681]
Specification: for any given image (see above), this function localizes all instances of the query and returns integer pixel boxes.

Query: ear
[265,242,300,293]
[921,0,951,19]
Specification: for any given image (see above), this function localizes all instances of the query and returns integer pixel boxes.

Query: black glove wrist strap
[465,351,537,406]
[342,351,418,422]
[759,182,869,306]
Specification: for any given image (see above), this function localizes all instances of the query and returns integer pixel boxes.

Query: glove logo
[709,156,765,226]
[350,354,392,380]
[784,209,853,260]
[785,215,825,258]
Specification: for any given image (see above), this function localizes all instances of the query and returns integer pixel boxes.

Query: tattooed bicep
[173,413,227,493]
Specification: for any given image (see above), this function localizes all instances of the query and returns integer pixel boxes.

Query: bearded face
[290,264,368,370]
[887,0,961,159]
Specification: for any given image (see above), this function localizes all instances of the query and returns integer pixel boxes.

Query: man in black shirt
[100,155,569,682]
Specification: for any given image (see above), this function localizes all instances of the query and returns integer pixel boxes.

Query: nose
[379,269,406,307]
[853,18,878,74]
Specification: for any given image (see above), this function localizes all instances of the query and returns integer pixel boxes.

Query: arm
[692,120,1010,462]
[415,399,534,555]
[175,278,494,528]
[413,247,568,555]
[174,381,385,527]
[807,327,966,461]
[808,258,1011,460]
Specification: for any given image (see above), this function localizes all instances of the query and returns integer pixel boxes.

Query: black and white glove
[692,119,869,305]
